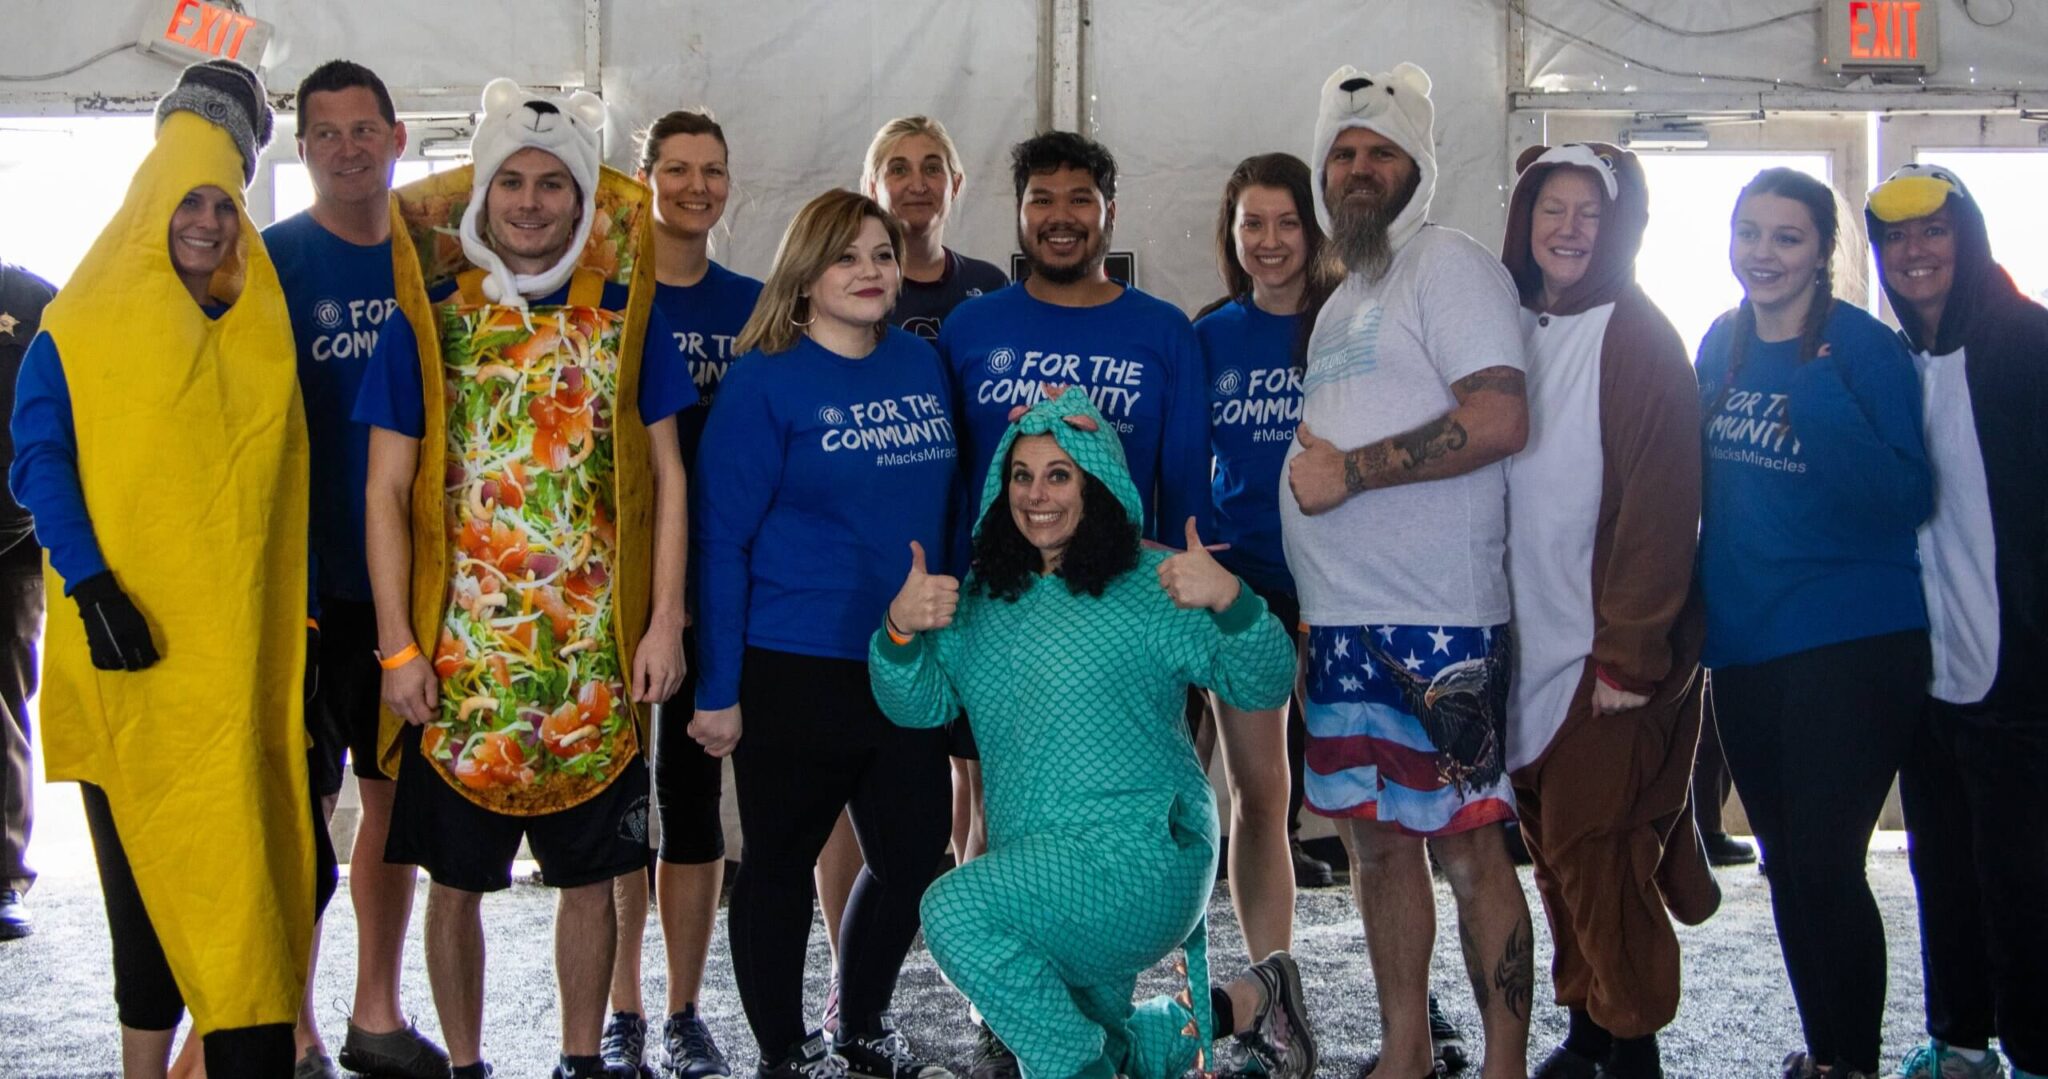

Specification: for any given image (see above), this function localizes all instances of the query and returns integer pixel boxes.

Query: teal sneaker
[1886,1042,2007,1079]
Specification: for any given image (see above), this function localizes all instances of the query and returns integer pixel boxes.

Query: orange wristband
[377,642,421,670]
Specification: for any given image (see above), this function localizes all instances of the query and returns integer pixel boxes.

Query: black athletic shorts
[307,597,390,796]
[384,724,651,892]
[652,626,726,864]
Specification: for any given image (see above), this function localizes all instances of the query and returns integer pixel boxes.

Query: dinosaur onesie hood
[35,64,314,1034]
[973,387,1145,540]
[1308,61,1436,251]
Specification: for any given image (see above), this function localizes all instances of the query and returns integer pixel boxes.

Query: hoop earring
[790,295,815,328]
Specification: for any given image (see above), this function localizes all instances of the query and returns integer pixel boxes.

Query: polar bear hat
[459,78,607,307]
[1309,62,1436,252]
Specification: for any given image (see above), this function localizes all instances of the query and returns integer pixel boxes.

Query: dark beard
[1329,174,1418,282]
[1020,225,1109,285]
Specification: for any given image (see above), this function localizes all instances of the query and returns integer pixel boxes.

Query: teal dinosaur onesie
[868,390,1294,1079]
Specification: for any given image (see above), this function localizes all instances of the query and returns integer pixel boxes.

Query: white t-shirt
[1280,225,1526,628]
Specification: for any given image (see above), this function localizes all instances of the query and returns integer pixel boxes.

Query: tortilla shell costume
[36,107,314,1034]
[376,81,657,817]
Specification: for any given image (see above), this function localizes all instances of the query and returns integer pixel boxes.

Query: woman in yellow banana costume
[6,61,317,1076]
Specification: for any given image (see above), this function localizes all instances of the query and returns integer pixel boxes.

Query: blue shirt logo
[987,347,1017,375]
[1214,368,1244,397]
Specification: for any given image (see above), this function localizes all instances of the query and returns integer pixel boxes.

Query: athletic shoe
[1532,1045,1602,1079]
[1232,951,1317,1079]
[1427,995,1470,1075]
[1783,1052,1824,1079]
[1887,1042,2008,1079]
[1353,1055,1445,1079]
[1290,838,1335,888]
[664,1005,732,1079]
[820,978,841,1040]
[337,1018,453,1078]
[0,888,30,940]
[964,1023,1019,1079]
[1702,831,1757,866]
[602,1011,655,1078]
[554,1055,640,1079]
[296,1048,343,1079]
[834,1014,953,1079]
[760,1034,849,1079]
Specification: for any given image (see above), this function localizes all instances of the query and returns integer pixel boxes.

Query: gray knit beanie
[154,59,274,185]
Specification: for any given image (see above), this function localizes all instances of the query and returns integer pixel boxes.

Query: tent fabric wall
[1519,0,2046,94]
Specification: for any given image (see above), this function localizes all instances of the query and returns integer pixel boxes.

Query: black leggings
[1711,630,1929,1074]
[728,646,951,1061]
[80,756,335,1075]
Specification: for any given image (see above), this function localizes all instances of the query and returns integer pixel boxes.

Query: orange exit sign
[137,0,275,68]
[1824,0,1939,73]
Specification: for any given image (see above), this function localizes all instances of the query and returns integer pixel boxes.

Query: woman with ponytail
[1694,167,1933,1079]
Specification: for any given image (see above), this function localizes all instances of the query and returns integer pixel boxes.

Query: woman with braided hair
[1694,166,1933,1079]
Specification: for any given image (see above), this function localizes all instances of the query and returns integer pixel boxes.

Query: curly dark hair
[1010,130,1117,202]
[971,456,1140,602]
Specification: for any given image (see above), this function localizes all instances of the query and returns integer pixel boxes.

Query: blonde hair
[735,189,906,356]
[861,115,965,196]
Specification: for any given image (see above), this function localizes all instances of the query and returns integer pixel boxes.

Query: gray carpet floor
[0,843,1939,1078]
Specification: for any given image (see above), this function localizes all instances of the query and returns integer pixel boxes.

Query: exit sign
[1823,0,1938,74]
[138,0,274,69]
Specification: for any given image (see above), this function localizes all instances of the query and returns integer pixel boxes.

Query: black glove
[304,624,321,702]
[71,571,160,672]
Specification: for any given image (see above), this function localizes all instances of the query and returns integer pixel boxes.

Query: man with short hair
[0,258,53,944]
[264,58,449,1079]
[936,130,1211,1079]
[1281,62,1533,1079]
[1867,164,2048,1079]
[357,79,693,1079]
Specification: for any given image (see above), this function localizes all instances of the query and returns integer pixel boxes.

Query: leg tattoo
[1493,916,1534,1021]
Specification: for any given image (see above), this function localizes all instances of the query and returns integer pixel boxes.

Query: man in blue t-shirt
[262,59,449,1079]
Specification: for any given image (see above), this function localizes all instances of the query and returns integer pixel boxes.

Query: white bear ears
[1321,65,1363,96]
[1390,62,1432,96]
[565,90,607,133]
[481,77,525,113]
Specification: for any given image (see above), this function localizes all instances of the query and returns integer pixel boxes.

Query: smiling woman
[167,184,239,304]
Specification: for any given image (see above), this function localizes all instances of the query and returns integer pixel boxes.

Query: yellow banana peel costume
[377,164,656,816]
[36,109,314,1034]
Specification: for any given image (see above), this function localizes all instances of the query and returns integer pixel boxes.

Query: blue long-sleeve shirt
[693,328,958,710]
[9,320,322,617]
[1696,301,1933,667]
[938,283,1210,562]
[1196,298,1301,596]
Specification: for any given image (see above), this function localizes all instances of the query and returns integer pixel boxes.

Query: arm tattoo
[1343,442,1393,494]
[1493,916,1534,1021]
[1392,417,1468,471]
[1451,367,1527,399]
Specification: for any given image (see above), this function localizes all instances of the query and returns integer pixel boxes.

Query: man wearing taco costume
[354,78,693,1079]
[8,60,318,1075]
[1866,164,2048,1079]
[1499,143,1720,1079]
[868,391,1311,1079]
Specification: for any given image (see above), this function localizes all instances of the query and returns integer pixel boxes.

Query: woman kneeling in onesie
[869,388,1315,1079]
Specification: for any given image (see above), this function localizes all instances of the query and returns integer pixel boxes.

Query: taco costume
[374,81,658,817]
[11,68,314,1048]
[868,392,1295,1079]
[1500,143,1718,1044]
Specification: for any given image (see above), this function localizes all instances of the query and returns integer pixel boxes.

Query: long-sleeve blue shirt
[1196,298,1301,596]
[938,283,1210,559]
[693,328,959,710]
[1696,301,1933,667]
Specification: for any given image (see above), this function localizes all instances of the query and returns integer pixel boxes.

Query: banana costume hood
[35,92,313,1032]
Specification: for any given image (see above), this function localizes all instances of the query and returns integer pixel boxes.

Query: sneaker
[0,888,30,940]
[1289,838,1335,888]
[1702,831,1758,867]
[834,1014,953,1079]
[1354,1055,1445,1079]
[964,1023,1019,1079]
[1426,995,1470,1076]
[1887,1043,2008,1079]
[820,979,841,1040]
[759,1034,849,1079]
[451,1064,495,1079]
[337,1018,453,1078]
[296,1048,343,1079]
[664,1005,732,1079]
[554,1056,640,1079]
[1783,1052,1824,1079]
[1233,951,1317,1079]
[602,1011,654,1078]
[1532,1045,1601,1079]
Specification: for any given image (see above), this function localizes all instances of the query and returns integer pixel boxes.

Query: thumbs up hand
[1287,422,1352,515]
[887,540,961,635]
[1157,517,1242,613]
